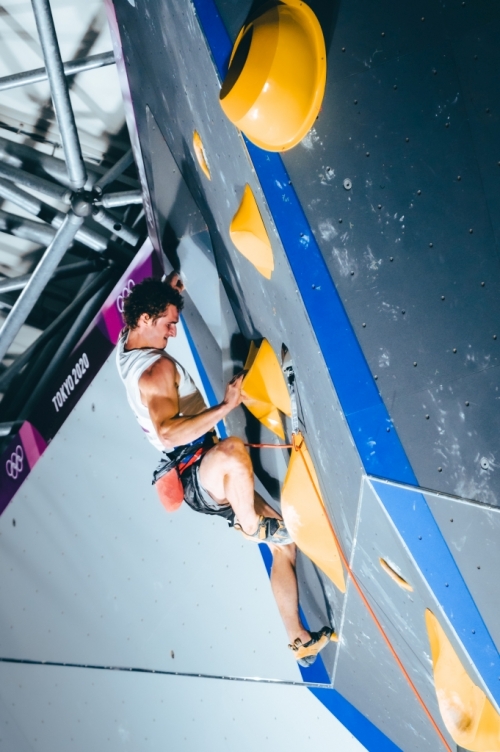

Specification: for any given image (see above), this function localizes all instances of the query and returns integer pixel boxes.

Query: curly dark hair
[122,277,184,329]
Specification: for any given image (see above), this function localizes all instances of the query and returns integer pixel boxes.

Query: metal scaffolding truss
[0,0,145,436]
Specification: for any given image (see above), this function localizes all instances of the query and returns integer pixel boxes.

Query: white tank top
[116,331,207,452]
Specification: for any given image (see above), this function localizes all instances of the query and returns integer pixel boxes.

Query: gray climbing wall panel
[0,353,300,682]
[0,662,365,752]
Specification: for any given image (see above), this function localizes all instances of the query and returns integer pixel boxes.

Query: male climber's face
[147,304,179,347]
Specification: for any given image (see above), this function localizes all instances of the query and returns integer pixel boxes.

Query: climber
[116,273,335,665]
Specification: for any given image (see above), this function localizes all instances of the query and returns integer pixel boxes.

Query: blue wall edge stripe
[258,545,330,684]
[312,688,402,752]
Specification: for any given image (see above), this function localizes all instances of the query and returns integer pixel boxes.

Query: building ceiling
[0,0,145,431]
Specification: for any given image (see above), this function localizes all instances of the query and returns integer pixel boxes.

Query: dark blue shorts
[152,431,235,525]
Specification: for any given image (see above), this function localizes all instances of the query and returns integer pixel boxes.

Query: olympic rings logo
[116,279,135,313]
[6,445,24,480]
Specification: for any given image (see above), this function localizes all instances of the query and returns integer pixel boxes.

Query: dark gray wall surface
[285,7,500,506]
[212,0,500,506]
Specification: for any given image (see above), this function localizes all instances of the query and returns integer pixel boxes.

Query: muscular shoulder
[139,355,177,397]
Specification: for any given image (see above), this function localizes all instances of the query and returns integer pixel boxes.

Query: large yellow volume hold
[229,185,274,278]
[281,433,346,592]
[425,609,500,751]
[241,340,291,438]
[220,0,326,152]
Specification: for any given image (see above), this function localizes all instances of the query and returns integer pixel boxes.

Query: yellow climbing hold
[379,557,414,592]
[229,185,274,278]
[426,609,500,751]
[241,339,290,438]
[281,433,346,592]
[220,0,326,151]
[193,130,211,180]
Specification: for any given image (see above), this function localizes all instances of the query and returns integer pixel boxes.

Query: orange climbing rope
[247,436,452,752]
[291,434,452,752]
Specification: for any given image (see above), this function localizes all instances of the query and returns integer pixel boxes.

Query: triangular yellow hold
[425,609,500,751]
[281,433,346,593]
[241,339,291,439]
[193,130,211,180]
[230,185,274,279]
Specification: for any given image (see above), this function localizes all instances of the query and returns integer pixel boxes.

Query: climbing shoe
[289,626,338,667]
[235,515,293,545]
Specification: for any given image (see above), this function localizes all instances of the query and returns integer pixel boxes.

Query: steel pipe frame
[0,161,70,202]
[0,178,41,216]
[0,422,21,438]
[0,137,138,192]
[0,178,107,252]
[31,0,87,190]
[100,190,143,208]
[94,149,133,191]
[0,51,115,93]
[0,209,56,245]
[1,316,69,421]
[20,267,117,419]
[132,208,145,228]
[0,0,142,366]
[0,161,139,251]
[0,136,93,191]
[0,263,114,394]
[0,139,82,192]
[91,206,140,246]
[0,211,83,363]
[0,259,105,294]
[46,211,107,250]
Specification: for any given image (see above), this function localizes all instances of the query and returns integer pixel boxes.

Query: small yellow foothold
[241,339,290,438]
[281,433,346,592]
[379,557,414,592]
[230,185,274,279]
[193,131,211,180]
[426,609,500,751]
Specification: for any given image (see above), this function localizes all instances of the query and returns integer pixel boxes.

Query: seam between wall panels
[331,475,366,686]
